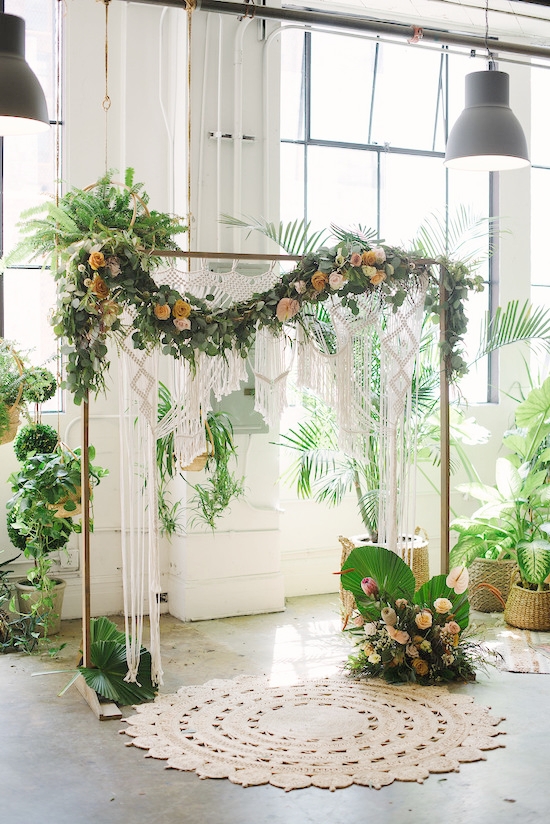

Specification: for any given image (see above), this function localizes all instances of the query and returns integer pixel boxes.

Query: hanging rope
[102,0,112,173]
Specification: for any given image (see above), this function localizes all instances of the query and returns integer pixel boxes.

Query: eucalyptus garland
[8,170,483,403]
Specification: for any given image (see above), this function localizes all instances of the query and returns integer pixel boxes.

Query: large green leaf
[340,545,415,619]
[414,575,470,630]
[516,376,550,429]
[517,540,550,585]
[495,457,522,499]
[79,616,156,705]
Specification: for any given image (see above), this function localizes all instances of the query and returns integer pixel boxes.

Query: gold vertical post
[81,393,91,668]
[439,264,450,575]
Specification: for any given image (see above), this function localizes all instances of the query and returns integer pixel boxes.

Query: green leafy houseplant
[0,553,42,653]
[6,445,108,634]
[156,382,245,534]
[339,544,489,685]
[450,377,550,592]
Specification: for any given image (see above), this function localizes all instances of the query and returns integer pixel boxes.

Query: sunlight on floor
[268,617,350,685]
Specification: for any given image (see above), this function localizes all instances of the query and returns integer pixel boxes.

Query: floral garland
[9,172,483,403]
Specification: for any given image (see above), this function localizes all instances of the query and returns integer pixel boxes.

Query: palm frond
[411,205,495,266]
[330,224,379,246]
[474,300,550,364]
[219,214,330,255]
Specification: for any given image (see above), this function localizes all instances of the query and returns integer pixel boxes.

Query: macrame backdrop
[117,261,428,685]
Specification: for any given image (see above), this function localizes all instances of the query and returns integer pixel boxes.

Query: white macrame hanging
[377,274,429,554]
[118,338,163,687]
[253,326,294,428]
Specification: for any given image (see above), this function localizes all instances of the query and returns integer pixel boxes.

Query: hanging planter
[181,420,215,472]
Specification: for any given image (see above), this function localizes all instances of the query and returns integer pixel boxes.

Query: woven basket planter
[504,582,550,631]
[51,487,83,519]
[468,557,516,612]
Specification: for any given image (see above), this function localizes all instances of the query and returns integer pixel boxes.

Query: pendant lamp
[444,65,529,171]
[0,13,49,135]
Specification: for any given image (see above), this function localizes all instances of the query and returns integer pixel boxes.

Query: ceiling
[282,0,550,52]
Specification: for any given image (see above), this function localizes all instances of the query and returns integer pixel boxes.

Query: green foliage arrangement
[13,422,59,462]
[340,545,490,685]
[450,377,550,591]
[8,171,485,406]
[0,554,42,653]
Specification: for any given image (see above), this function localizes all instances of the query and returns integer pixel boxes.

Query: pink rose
[360,577,379,598]
[276,297,301,322]
[350,252,362,267]
[406,643,419,658]
[445,620,461,635]
[329,272,345,290]
[446,566,469,594]
[173,317,191,331]
[387,626,410,645]
[353,615,365,627]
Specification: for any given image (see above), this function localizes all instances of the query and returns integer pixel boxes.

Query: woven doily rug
[121,675,505,792]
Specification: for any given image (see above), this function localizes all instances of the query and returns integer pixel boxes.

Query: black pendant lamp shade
[444,69,529,171]
[0,13,49,135]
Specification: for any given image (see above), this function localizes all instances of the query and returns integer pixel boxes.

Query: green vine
[7,171,483,401]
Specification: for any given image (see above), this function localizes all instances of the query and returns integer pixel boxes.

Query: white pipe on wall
[232,17,252,249]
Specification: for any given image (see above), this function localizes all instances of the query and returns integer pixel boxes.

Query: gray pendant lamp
[0,13,49,135]
[444,65,529,171]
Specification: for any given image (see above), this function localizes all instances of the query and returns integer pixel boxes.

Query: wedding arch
[13,173,483,696]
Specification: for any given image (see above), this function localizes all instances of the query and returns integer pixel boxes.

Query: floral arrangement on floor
[6,169,483,403]
[341,544,491,685]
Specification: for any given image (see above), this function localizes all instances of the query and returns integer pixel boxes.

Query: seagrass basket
[468,557,516,613]
[181,421,215,472]
[504,582,550,631]
[52,489,83,519]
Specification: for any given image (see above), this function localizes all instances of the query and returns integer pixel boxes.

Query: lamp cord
[485,0,495,68]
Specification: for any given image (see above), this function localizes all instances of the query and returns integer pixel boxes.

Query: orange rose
[90,274,109,300]
[88,251,106,271]
[154,303,171,320]
[362,250,377,266]
[311,271,328,292]
[370,271,387,287]
[412,658,430,676]
[173,299,192,319]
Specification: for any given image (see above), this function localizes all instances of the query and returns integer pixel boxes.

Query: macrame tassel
[253,326,293,427]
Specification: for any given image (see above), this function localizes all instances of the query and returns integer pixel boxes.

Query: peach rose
[370,270,387,286]
[353,615,365,627]
[276,297,301,322]
[415,610,433,630]
[154,303,171,320]
[90,274,109,300]
[173,317,191,331]
[446,620,460,635]
[88,251,106,271]
[434,597,453,614]
[412,658,430,676]
[395,598,408,609]
[311,271,328,292]
[173,299,192,319]
[386,625,410,645]
[362,250,377,266]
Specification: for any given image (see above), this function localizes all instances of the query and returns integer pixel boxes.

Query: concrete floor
[1,593,549,824]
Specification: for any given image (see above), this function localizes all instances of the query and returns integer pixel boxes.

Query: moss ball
[13,423,58,462]
[22,368,57,404]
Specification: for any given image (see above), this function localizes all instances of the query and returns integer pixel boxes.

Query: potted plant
[6,444,108,636]
[156,382,244,534]
[450,377,550,618]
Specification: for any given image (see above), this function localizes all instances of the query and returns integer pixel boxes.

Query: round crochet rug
[122,675,505,792]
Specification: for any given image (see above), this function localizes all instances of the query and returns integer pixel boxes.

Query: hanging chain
[102,0,112,173]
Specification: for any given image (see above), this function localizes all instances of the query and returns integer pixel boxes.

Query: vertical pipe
[439,264,450,575]
[81,394,92,667]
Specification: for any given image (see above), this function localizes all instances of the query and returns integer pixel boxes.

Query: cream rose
[415,610,433,630]
[434,597,453,614]
[329,271,345,290]
[373,246,386,263]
